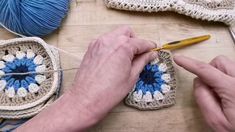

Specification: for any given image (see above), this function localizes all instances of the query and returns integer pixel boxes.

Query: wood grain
[1,0,235,131]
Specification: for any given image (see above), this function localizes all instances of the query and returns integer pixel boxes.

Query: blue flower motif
[3,59,36,88]
[135,63,165,95]
[0,50,46,98]
[133,62,171,102]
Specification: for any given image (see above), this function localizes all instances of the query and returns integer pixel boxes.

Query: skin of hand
[16,26,157,132]
[174,55,235,132]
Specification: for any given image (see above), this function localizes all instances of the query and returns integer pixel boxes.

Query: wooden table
[0,0,235,131]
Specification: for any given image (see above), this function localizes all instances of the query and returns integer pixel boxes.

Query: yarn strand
[0,68,79,77]
[0,23,82,77]
[0,22,26,37]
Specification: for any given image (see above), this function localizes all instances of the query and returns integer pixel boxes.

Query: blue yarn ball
[0,0,70,36]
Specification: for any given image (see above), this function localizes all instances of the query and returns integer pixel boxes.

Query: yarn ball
[0,0,70,36]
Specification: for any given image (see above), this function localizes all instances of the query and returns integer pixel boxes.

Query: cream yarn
[0,37,62,119]
[125,51,177,110]
[104,0,235,25]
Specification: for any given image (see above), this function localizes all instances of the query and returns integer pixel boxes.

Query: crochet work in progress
[104,0,235,25]
[0,37,62,119]
[125,51,176,110]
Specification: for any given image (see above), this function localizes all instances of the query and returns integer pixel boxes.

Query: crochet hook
[152,35,211,51]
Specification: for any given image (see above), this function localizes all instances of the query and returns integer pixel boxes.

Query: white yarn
[0,80,6,91]
[161,84,171,93]
[151,58,160,65]
[5,87,15,98]
[0,70,5,76]
[2,54,15,62]
[143,91,153,102]
[0,37,79,118]
[28,83,40,93]
[158,63,168,72]
[161,74,171,83]
[17,88,28,97]
[26,49,35,59]
[105,0,235,25]
[0,61,5,69]
[133,90,143,101]
[33,55,44,65]
[35,65,46,73]
[35,75,46,84]
[153,91,164,101]
[16,51,26,59]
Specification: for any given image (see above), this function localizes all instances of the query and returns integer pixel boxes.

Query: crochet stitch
[125,51,176,110]
[104,0,235,25]
[0,37,62,119]
[0,51,46,97]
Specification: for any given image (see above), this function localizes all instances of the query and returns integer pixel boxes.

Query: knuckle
[117,44,133,57]
[88,38,103,50]
[120,26,132,32]
[96,37,105,44]
[88,41,95,51]
[117,35,129,43]
[213,55,227,64]
[197,63,210,71]
[94,36,110,47]
[118,44,131,52]
[216,55,227,60]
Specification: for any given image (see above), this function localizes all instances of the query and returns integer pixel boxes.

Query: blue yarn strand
[0,0,70,36]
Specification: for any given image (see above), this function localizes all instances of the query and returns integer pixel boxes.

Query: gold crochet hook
[152,35,211,51]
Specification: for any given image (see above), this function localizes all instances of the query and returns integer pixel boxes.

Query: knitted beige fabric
[0,37,61,119]
[104,0,235,25]
[125,50,176,110]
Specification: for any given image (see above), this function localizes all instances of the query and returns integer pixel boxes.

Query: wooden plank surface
[1,0,235,131]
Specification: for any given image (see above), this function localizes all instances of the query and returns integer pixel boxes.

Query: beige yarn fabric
[0,37,61,119]
[104,0,235,25]
[125,50,176,110]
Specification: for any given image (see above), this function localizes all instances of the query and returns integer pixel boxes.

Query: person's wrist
[64,85,101,130]
[15,85,100,132]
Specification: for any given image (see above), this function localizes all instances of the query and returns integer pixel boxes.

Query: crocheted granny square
[104,0,235,25]
[0,37,62,119]
[125,50,176,110]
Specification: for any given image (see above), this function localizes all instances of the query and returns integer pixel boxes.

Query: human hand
[174,55,235,132]
[69,26,157,128]
[16,26,157,132]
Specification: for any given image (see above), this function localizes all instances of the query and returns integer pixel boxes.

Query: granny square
[104,0,235,25]
[125,50,176,110]
[0,37,62,119]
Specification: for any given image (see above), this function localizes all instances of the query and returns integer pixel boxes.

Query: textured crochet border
[104,0,235,25]
[125,50,177,110]
[0,37,59,111]
[0,47,62,119]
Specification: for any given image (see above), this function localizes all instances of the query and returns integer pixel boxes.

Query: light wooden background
[1,0,235,132]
